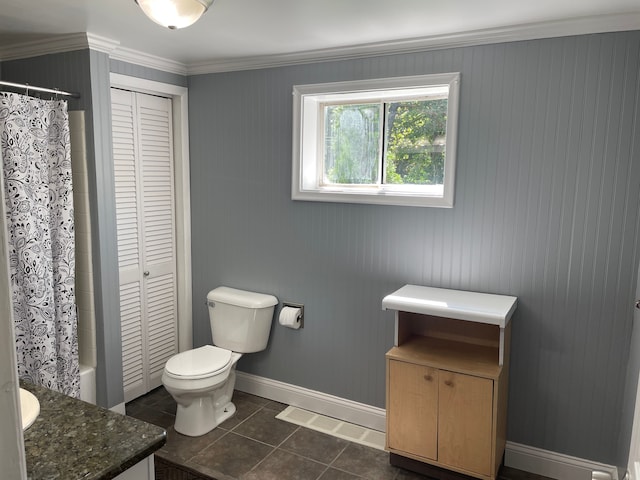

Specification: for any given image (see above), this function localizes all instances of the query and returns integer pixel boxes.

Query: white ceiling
[1,0,640,73]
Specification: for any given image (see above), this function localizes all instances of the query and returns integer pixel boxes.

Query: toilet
[161,286,278,436]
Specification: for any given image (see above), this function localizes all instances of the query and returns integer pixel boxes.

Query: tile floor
[126,387,553,480]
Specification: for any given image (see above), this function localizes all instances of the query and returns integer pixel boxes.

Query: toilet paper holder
[281,302,304,328]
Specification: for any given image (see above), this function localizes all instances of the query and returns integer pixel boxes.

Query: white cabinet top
[382,284,517,328]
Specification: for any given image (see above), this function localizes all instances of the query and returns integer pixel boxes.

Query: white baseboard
[505,442,618,480]
[110,402,126,415]
[236,371,619,480]
[235,371,386,432]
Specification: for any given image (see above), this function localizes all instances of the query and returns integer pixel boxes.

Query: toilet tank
[207,286,278,353]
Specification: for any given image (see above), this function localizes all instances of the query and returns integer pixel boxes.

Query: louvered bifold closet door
[111,88,178,403]
[112,89,146,402]
[136,92,178,392]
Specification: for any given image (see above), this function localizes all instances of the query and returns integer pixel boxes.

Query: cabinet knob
[423,374,433,382]
[143,271,150,277]
[444,380,454,387]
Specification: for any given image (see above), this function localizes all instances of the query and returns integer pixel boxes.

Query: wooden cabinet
[383,285,517,480]
[438,370,493,475]
[387,360,438,460]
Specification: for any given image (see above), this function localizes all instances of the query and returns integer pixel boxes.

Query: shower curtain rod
[0,80,80,99]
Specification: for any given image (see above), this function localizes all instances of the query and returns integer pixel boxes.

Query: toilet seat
[164,345,232,380]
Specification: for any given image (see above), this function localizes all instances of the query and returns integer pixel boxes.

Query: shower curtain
[0,91,79,397]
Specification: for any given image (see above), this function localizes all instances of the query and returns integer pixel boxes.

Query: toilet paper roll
[279,306,302,329]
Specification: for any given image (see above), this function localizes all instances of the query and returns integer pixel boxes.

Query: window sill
[292,188,454,208]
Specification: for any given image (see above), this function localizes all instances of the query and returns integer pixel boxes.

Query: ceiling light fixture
[135,0,214,30]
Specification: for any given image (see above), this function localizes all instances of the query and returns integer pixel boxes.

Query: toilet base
[174,398,237,437]
[166,353,241,437]
[215,401,236,427]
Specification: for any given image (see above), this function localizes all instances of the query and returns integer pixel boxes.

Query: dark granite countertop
[21,381,166,480]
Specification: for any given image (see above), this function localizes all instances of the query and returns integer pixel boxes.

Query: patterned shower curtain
[0,91,79,397]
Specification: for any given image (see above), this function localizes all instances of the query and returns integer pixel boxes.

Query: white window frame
[292,73,460,208]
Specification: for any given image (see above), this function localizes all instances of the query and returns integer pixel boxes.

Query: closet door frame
[110,73,192,355]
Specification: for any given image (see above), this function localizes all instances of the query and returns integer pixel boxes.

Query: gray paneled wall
[88,49,125,408]
[188,31,640,465]
[0,50,92,111]
[110,59,188,87]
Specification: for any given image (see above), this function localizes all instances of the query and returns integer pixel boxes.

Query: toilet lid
[165,345,232,379]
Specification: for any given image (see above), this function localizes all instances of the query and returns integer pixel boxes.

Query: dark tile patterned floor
[126,387,554,480]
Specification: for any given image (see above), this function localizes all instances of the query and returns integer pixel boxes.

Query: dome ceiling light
[135,0,215,30]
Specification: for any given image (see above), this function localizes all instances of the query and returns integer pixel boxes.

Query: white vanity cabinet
[383,285,517,480]
[114,456,155,480]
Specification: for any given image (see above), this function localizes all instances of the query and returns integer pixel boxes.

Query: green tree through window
[385,99,447,185]
[322,99,447,186]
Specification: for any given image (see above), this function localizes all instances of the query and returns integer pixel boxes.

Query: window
[292,73,460,207]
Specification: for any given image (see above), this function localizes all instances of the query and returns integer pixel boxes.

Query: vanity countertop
[21,381,166,480]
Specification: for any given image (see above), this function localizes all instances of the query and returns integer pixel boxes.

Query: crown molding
[187,11,640,75]
[86,33,120,55]
[0,33,90,61]
[1,11,639,75]
[109,45,188,76]
[0,32,119,62]
[0,31,186,75]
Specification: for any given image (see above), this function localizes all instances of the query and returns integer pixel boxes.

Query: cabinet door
[387,360,438,460]
[438,371,493,476]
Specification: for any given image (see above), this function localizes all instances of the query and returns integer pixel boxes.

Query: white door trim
[109,73,192,353]
[627,265,640,480]
[630,381,640,480]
